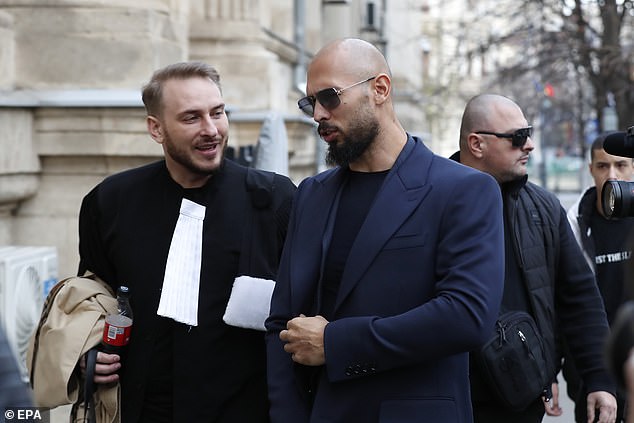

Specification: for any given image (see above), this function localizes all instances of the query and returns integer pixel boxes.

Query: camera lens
[602,180,634,219]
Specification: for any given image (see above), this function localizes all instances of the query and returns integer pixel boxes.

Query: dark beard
[325,119,380,167]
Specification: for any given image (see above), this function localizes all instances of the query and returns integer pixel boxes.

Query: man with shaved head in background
[266,38,506,422]
[453,93,617,423]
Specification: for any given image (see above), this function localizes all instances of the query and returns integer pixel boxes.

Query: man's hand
[280,315,328,366]
[79,351,121,384]
[586,390,617,423]
[543,382,563,416]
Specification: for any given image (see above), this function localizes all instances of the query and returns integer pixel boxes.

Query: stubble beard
[164,129,227,178]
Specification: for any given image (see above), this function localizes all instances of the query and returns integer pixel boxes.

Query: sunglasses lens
[298,88,344,116]
[513,127,533,147]
[298,96,315,116]
[315,88,341,111]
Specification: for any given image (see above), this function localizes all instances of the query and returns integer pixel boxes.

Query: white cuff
[223,275,275,331]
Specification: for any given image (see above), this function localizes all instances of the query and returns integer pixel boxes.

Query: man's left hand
[586,390,617,423]
[543,382,563,416]
[280,315,328,366]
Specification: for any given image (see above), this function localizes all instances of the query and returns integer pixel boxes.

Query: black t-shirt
[321,169,389,319]
[589,209,634,324]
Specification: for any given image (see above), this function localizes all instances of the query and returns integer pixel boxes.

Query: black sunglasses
[298,76,376,117]
[475,126,534,148]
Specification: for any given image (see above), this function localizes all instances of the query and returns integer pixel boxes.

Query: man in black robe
[77,61,296,422]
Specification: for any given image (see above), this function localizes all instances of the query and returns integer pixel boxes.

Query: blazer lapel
[290,168,346,314]
[334,136,433,312]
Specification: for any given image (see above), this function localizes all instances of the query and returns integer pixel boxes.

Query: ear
[467,133,485,158]
[147,115,163,144]
[373,73,391,104]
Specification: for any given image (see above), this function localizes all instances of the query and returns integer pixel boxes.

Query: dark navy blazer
[266,135,505,423]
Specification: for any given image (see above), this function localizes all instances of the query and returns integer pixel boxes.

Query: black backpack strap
[241,168,277,277]
[29,278,67,388]
[83,347,99,423]
[246,167,275,209]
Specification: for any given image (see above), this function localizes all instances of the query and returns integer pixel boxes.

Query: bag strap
[29,279,65,388]
[240,168,276,276]
[246,167,275,209]
[83,347,98,423]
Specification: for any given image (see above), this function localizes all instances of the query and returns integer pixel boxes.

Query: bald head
[459,94,521,150]
[303,38,406,172]
[458,93,533,183]
[310,38,391,80]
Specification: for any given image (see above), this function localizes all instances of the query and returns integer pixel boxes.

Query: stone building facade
[0,0,429,279]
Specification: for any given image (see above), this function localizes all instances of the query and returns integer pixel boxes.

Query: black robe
[78,159,296,422]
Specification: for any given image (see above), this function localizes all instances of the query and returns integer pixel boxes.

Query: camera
[601,126,634,219]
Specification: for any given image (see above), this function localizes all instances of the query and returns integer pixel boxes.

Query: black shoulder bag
[473,310,551,411]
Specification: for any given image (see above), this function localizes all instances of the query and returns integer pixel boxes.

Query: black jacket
[450,152,614,399]
[504,176,612,393]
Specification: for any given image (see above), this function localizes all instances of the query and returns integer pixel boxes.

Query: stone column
[0,12,37,245]
[189,0,282,111]
[188,0,314,183]
[321,0,353,44]
[0,9,13,89]
[0,109,39,244]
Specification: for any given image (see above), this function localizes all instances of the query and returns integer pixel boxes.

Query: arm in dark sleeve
[554,206,615,395]
[272,174,297,252]
[266,178,311,423]
[77,186,117,288]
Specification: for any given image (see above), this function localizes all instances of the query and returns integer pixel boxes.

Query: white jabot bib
[157,198,206,326]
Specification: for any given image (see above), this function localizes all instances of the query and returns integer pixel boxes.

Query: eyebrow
[595,160,631,165]
[178,103,225,115]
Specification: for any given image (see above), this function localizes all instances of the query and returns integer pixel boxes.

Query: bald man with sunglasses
[266,38,506,423]
[451,93,617,423]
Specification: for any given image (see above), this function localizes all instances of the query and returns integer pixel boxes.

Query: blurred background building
[0,1,631,420]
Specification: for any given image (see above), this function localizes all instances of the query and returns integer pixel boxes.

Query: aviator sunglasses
[298,76,376,117]
[475,126,533,148]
